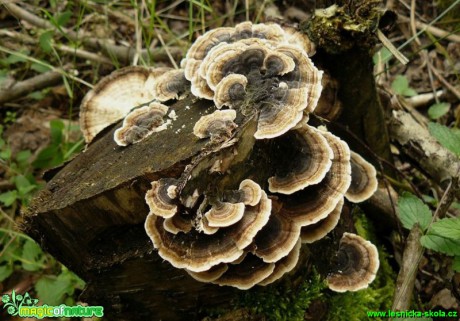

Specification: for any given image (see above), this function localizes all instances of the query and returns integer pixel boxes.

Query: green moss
[237,269,326,321]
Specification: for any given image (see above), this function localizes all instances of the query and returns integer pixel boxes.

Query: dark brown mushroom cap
[152,69,189,101]
[145,179,178,219]
[186,264,228,282]
[193,110,237,140]
[204,201,245,227]
[268,124,333,194]
[253,200,301,263]
[258,239,301,286]
[278,130,351,226]
[163,213,193,234]
[144,191,271,272]
[113,102,169,146]
[345,152,378,203]
[300,197,343,243]
[327,232,379,292]
[80,66,170,143]
[213,253,275,290]
[214,74,248,109]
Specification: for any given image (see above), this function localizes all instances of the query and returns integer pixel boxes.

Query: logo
[2,290,104,319]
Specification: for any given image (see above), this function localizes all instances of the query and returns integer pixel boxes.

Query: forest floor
[0,0,459,320]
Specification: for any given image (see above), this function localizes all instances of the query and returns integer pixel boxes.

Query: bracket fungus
[79,21,381,292]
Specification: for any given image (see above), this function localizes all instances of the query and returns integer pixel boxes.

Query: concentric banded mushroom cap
[145,179,178,219]
[268,124,333,194]
[278,130,351,226]
[214,74,248,109]
[80,66,170,143]
[238,179,262,206]
[193,110,237,140]
[163,213,192,234]
[345,152,378,203]
[327,232,380,292]
[204,201,245,227]
[186,264,228,283]
[152,69,189,101]
[258,238,301,286]
[300,197,344,243]
[114,102,169,146]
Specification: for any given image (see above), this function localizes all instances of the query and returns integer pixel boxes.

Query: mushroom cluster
[79,21,380,292]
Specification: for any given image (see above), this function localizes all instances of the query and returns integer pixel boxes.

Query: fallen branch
[3,1,182,65]
[0,70,63,105]
[388,110,460,199]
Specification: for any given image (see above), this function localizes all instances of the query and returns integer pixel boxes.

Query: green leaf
[55,11,72,26]
[0,190,18,207]
[50,119,64,143]
[28,91,46,100]
[0,147,12,160]
[428,122,460,156]
[31,62,52,73]
[14,175,35,196]
[398,192,432,231]
[402,87,417,97]
[391,75,417,97]
[430,217,460,240]
[453,256,460,272]
[420,234,460,256]
[21,240,45,272]
[35,273,74,306]
[428,102,450,119]
[373,47,392,65]
[0,263,13,282]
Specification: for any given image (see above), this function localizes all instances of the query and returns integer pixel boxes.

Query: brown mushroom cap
[205,201,245,227]
[268,124,333,194]
[258,239,301,286]
[300,197,343,243]
[327,232,379,292]
[238,179,262,206]
[80,66,169,143]
[278,130,351,226]
[163,213,193,234]
[145,179,178,219]
[199,216,220,235]
[213,253,276,290]
[214,74,248,109]
[253,203,301,263]
[193,110,237,140]
[186,264,228,282]
[113,102,169,146]
[144,191,271,272]
[345,151,378,203]
[152,69,189,101]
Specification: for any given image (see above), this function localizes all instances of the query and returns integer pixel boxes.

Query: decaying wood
[388,110,460,198]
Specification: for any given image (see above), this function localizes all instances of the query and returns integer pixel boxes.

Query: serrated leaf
[430,217,460,240]
[35,273,73,305]
[21,240,45,271]
[428,102,450,119]
[428,122,460,156]
[420,234,460,256]
[0,263,13,282]
[453,256,460,272]
[0,190,18,207]
[398,192,432,231]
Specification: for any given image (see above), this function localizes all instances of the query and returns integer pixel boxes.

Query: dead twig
[398,15,460,43]
[0,70,63,105]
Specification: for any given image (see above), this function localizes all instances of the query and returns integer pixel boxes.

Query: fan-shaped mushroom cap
[327,232,379,292]
[186,264,228,282]
[258,238,301,286]
[144,191,271,272]
[214,74,248,109]
[268,125,333,194]
[193,110,237,140]
[300,197,343,243]
[80,66,170,143]
[152,69,189,101]
[145,179,178,219]
[163,213,192,234]
[199,216,219,235]
[213,254,276,290]
[263,51,296,76]
[253,204,301,263]
[238,179,262,206]
[279,130,351,226]
[205,201,245,227]
[345,152,378,203]
[113,102,169,146]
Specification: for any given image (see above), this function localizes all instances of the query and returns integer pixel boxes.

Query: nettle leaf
[14,175,36,197]
[428,102,450,120]
[21,240,45,272]
[430,217,460,240]
[420,234,460,256]
[398,192,432,231]
[453,256,460,272]
[35,272,74,306]
[428,122,460,156]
